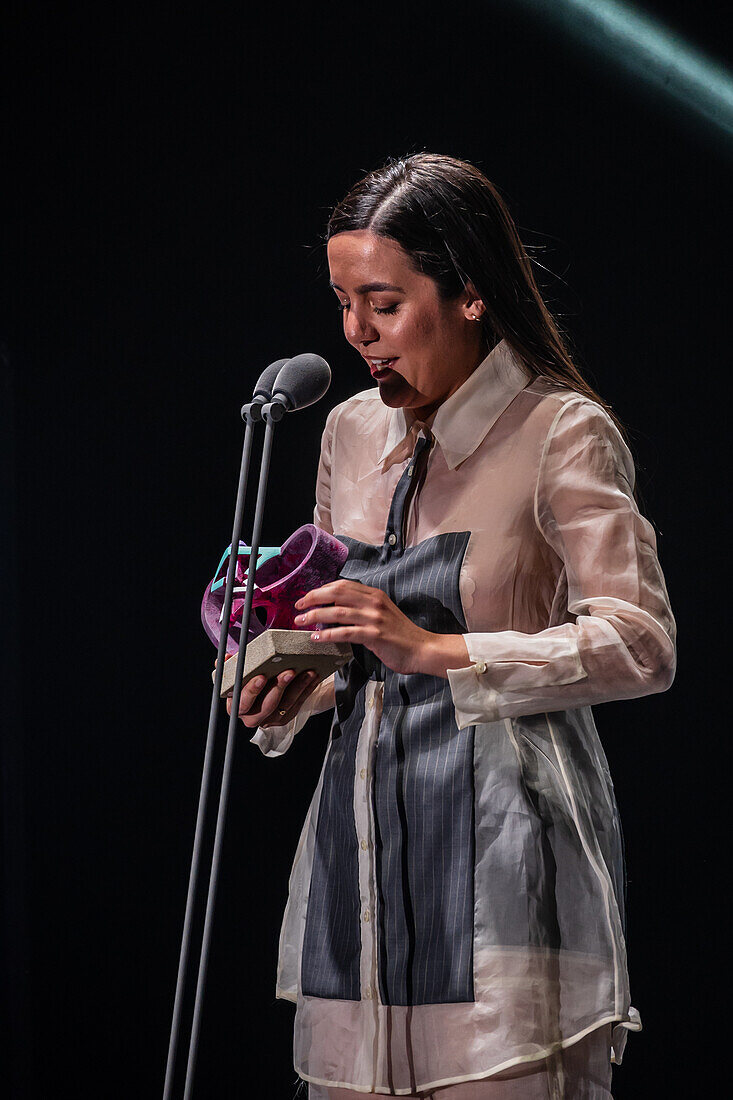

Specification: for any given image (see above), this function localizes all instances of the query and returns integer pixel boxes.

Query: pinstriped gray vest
[301,434,475,1006]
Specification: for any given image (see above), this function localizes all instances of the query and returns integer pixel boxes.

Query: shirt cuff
[447,630,587,728]
[250,719,300,757]
[447,663,502,727]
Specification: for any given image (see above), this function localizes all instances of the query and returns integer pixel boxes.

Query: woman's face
[327,230,486,420]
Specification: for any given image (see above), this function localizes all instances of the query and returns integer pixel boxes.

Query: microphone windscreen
[253,357,291,401]
[272,353,331,411]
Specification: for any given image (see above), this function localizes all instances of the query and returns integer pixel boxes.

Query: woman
[230,154,676,1098]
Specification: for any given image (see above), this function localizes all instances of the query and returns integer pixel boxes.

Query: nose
[344,305,378,348]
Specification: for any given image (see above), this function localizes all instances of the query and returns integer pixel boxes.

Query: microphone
[264,353,331,420]
[242,357,291,421]
[253,357,290,401]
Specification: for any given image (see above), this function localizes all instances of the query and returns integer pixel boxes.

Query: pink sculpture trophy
[202,523,353,698]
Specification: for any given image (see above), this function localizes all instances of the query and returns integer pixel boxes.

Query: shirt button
[475,660,487,674]
[363,908,370,923]
[387,533,397,546]
[367,696,375,709]
[407,465,414,477]
[364,985,373,999]
[360,767,367,779]
[360,838,368,850]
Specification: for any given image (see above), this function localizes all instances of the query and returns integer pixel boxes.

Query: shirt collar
[377,339,530,472]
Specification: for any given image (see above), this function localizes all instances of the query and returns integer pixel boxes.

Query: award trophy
[201,523,353,697]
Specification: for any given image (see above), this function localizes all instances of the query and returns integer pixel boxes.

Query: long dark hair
[327,152,632,455]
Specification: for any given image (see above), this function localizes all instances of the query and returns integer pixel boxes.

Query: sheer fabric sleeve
[250,404,341,756]
[448,397,677,726]
[312,399,341,536]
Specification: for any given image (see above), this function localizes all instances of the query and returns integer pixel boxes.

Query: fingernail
[254,676,265,688]
[283,671,295,683]
[311,632,320,641]
[294,598,303,609]
[294,614,305,623]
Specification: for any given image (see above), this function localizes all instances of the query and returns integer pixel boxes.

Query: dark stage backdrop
[2,3,730,1097]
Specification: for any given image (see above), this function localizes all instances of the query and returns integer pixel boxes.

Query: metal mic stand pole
[181,398,284,1100]
[162,401,264,1100]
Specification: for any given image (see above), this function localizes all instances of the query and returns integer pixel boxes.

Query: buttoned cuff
[447,664,502,727]
[447,631,587,728]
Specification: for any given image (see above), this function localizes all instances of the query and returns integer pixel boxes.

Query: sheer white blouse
[252,339,676,1096]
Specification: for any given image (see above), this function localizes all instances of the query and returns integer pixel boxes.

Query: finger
[261,671,320,727]
[294,605,372,628]
[235,674,270,716]
[254,669,300,715]
[310,626,372,645]
[278,669,320,713]
[238,669,297,726]
[294,580,365,611]
[226,671,279,720]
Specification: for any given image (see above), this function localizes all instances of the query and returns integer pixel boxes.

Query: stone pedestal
[216,629,352,698]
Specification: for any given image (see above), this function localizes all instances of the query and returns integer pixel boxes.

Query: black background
[2,2,730,1097]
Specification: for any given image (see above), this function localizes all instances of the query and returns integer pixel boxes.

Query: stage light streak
[513,0,733,140]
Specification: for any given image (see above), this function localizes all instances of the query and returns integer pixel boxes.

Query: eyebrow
[329,280,406,294]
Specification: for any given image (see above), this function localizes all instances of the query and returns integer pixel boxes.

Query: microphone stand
[179,397,286,1100]
[162,397,268,1100]
[162,352,331,1098]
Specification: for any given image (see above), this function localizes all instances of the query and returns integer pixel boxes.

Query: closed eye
[334,300,399,315]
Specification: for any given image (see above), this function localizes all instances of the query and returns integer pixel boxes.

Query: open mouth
[368,357,399,379]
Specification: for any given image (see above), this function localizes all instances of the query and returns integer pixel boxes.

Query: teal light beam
[514,0,733,139]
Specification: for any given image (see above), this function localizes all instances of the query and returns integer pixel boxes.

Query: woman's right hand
[224,662,321,729]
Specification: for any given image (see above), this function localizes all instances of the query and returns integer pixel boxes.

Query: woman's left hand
[294,579,466,677]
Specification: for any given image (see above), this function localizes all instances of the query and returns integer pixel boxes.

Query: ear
[461,281,485,322]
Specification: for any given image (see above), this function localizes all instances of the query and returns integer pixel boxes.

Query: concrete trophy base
[215,628,353,699]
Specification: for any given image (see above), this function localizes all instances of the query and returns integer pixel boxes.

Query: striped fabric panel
[300,687,365,1000]
[301,527,475,1004]
[367,530,475,1005]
